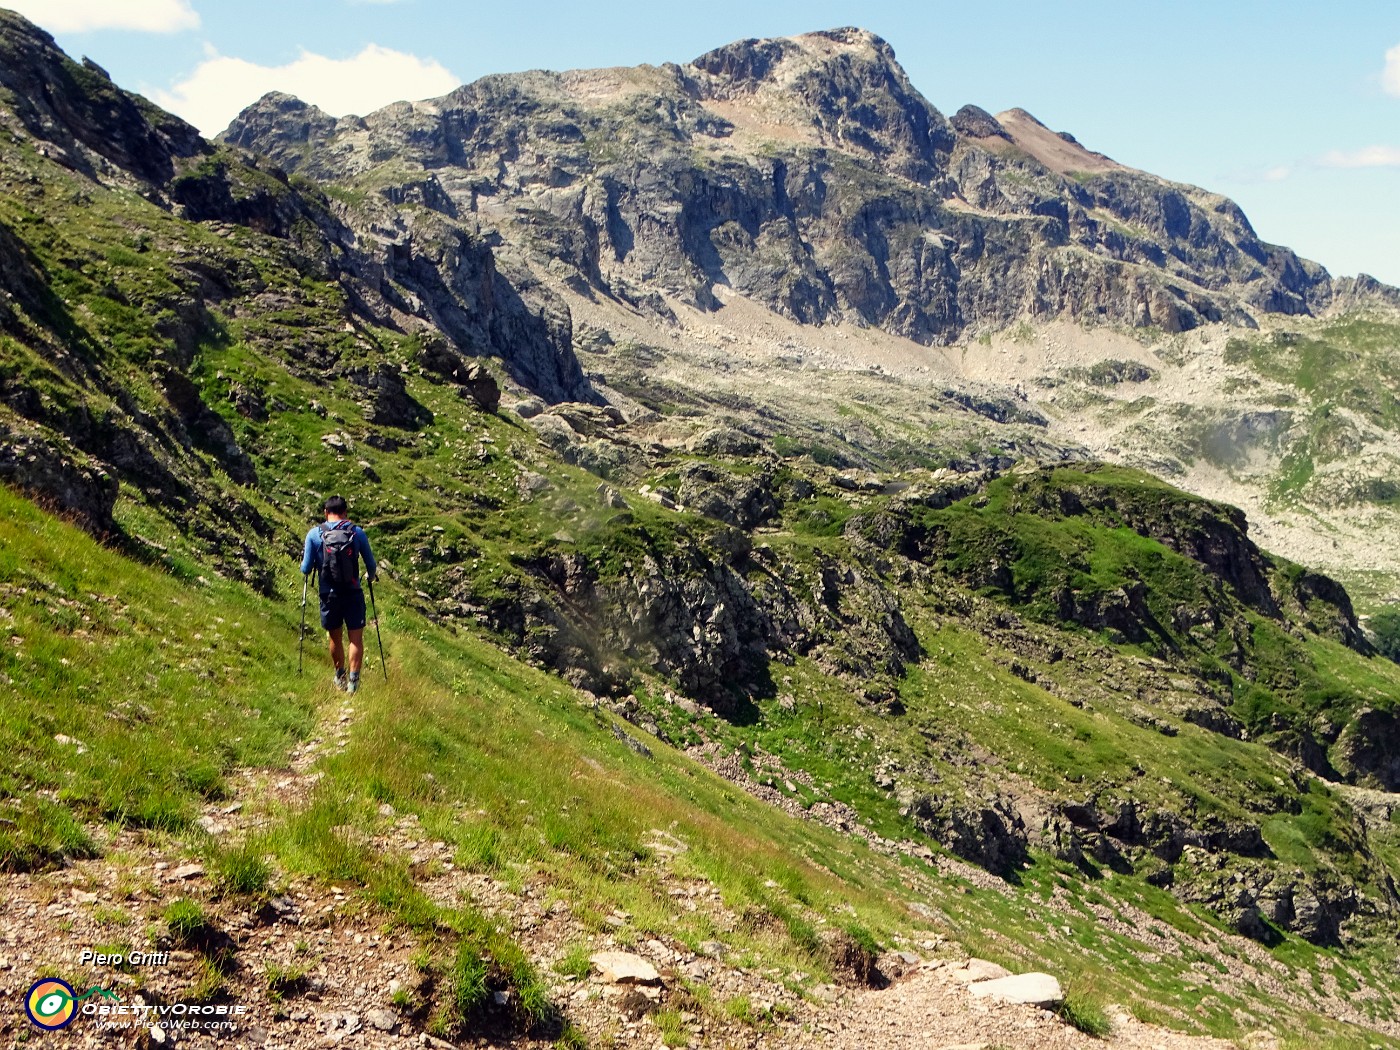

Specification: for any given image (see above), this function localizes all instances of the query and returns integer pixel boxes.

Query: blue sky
[13,0,1400,285]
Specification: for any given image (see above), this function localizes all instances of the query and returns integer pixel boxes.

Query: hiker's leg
[327,626,345,671]
[347,628,364,674]
[345,590,367,677]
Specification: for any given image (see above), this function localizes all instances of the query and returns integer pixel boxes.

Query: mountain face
[0,8,592,567]
[0,10,590,401]
[226,27,1334,343]
[5,12,1400,1043]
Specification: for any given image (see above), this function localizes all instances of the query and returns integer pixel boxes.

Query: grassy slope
[0,484,924,1031]
[7,485,1400,1048]
[891,465,1400,764]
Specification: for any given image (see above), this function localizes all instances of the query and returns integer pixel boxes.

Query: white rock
[950,958,1012,983]
[967,971,1063,1008]
[590,951,660,985]
[364,1009,397,1031]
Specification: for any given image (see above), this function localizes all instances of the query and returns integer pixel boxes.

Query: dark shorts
[320,588,367,632]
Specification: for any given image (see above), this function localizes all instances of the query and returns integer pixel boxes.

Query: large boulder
[968,972,1063,1008]
[589,952,660,986]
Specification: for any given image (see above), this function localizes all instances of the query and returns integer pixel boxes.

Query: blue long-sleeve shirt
[301,520,377,591]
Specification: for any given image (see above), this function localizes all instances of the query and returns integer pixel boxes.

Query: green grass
[552,941,593,981]
[886,464,1222,643]
[434,941,490,1034]
[4,479,1400,1047]
[3,375,1399,1042]
[164,899,209,943]
[263,958,311,998]
[211,841,272,896]
[0,485,315,870]
[0,482,915,1036]
[1056,990,1112,1038]
[653,1008,689,1047]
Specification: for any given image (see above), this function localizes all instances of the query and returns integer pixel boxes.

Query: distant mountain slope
[226,26,1348,344]
[0,7,600,559]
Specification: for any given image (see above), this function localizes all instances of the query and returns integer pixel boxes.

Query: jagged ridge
[224,25,1357,344]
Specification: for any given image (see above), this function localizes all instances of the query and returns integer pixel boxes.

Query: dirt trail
[802,963,1241,1050]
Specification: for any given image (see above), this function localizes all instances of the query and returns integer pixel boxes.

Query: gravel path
[802,963,1242,1050]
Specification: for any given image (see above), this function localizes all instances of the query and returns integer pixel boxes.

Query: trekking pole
[367,577,388,681]
[297,570,310,676]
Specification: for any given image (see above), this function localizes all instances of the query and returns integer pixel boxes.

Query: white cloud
[6,0,199,33]
[1262,165,1292,182]
[1319,146,1400,168]
[1384,42,1400,96]
[152,44,459,136]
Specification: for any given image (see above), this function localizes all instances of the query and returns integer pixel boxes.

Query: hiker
[301,495,378,694]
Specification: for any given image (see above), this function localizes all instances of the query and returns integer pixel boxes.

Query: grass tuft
[553,941,593,981]
[164,899,209,944]
[211,841,272,896]
[1055,991,1112,1038]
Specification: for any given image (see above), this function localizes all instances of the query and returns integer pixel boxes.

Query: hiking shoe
[333,669,347,692]
[347,673,360,696]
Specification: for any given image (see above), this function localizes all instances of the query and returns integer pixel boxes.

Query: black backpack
[319,522,359,590]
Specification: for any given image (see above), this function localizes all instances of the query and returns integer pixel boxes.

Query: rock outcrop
[439,526,921,714]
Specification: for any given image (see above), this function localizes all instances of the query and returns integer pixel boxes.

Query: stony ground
[810,965,1242,1050]
[0,692,1305,1050]
[0,857,1248,1050]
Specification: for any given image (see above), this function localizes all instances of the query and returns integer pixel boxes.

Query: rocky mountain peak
[687,26,954,182]
[950,104,1010,140]
[219,23,1351,338]
[221,90,343,160]
[0,8,203,185]
[689,26,895,89]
